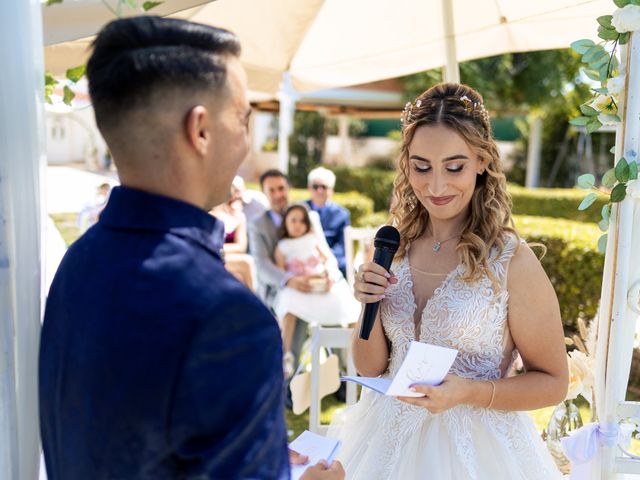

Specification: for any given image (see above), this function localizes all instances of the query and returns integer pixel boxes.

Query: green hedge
[288,188,374,227]
[509,184,608,223]
[330,166,396,211]
[329,166,610,224]
[514,215,603,333]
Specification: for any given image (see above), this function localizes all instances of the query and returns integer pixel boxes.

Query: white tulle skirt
[326,388,563,480]
[274,278,361,327]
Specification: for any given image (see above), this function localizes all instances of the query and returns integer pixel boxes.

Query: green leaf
[46,0,63,5]
[571,39,596,54]
[597,15,614,29]
[44,72,58,87]
[63,85,75,106]
[142,1,163,10]
[582,45,607,63]
[620,32,631,45]
[580,105,599,116]
[602,168,617,187]
[631,0,640,5]
[578,192,598,210]
[629,160,639,180]
[615,157,630,182]
[583,69,602,82]
[611,183,627,202]
[121,0,137,8]
[65,65,86,83]
[590,53,610,70]
[569,116,590,126]
[597,233,608,254]
[598,26,620,41]
[578,173,596,189]
[614,0,631,7]
[598,218,609,231]
[599,63,610,82]
[593,87,609,94]
[602,203,611,222]
[586,119,603,134]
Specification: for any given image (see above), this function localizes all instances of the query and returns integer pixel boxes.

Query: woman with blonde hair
[328,83,567,479]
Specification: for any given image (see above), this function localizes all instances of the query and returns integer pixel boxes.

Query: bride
[327,83,568,479]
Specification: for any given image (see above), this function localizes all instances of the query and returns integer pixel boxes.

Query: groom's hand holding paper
[342,341,458,397]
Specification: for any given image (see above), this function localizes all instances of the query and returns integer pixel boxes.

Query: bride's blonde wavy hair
[391,82,518,283]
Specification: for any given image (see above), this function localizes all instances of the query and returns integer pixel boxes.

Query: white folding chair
[307,226,381,434]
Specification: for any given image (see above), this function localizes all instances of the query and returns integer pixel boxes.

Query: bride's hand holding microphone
[353,262,397,304]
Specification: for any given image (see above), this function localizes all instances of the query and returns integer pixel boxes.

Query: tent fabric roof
[43,0,611,96]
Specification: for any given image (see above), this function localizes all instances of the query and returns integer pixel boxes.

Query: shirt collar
[99,186,225,255]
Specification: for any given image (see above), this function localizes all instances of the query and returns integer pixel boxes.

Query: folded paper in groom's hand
[342,341,458,397]
[289,430,342,480]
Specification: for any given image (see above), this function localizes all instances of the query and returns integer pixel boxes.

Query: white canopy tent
[1,0,638,478]
[43,0,613,173]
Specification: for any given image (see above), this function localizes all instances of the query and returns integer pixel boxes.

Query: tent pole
[598,32,640,479]
[0,0,45,479]
[440,0,460,83]
[278,72,297,175]
[525,114,542,188]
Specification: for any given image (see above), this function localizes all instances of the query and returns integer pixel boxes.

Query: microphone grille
[374,225,400,250]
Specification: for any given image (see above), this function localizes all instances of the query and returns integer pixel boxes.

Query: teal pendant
[433,242,442,252]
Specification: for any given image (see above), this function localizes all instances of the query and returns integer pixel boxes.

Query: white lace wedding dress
[327,236,562,479]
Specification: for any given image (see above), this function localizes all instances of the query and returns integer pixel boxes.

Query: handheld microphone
[358,225,400,340]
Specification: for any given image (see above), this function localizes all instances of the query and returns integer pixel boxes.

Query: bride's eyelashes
[412,164,465,174]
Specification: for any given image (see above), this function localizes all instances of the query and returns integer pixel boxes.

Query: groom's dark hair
[87,15,241,138]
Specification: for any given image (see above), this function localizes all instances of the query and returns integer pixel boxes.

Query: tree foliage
[401,50,589,113]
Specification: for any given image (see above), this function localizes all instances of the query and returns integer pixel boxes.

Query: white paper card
[342,341,458,397]
[289,430,342,480]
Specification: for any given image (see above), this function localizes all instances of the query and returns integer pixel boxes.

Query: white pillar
[337,114,351,164]
[596,33,640,479]
[277,72,297,175]
[525,115,542,188]
[0,0,45,479]
[440,0,460,83]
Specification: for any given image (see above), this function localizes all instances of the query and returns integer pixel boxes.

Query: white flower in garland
[590,94,616,112]
[612,4,640,33]
[598,114,620,126]
[607,74,626,96]
[628,179,640,199]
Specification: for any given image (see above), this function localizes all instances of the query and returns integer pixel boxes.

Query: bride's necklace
[432,233,461,252]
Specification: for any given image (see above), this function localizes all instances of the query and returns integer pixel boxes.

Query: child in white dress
[274,204,360,377]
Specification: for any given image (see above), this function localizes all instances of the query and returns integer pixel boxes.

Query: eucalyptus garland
[571,0,640,252]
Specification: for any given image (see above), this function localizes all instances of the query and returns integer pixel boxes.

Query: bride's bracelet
[486,380,496,409]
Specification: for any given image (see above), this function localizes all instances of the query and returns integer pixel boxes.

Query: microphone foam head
[374,225,400,251]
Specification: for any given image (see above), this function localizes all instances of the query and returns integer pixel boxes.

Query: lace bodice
[381,235,518,380]
[352,234,558,479]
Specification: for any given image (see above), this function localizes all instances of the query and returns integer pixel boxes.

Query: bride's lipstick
[429,195,455,206]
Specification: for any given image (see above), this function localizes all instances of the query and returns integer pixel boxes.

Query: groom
[39,16,343,480]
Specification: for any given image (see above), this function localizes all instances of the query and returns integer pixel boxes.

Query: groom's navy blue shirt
[40,186,289,480]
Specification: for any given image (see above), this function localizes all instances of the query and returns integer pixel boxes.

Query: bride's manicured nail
[409,387,417,392]
[379,294,385,300]
[384,272,390,278]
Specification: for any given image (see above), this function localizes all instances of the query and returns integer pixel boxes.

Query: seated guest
[249,169,333,310]
[211,183,255,290]
[249,170,337,378]
[304,167,350,278]
[231,174,269,224]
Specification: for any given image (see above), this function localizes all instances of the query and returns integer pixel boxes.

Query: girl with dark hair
[275,204,359,378]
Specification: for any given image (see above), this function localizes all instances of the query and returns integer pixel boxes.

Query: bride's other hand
[397,374,473,414]
[353,262,397,304]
